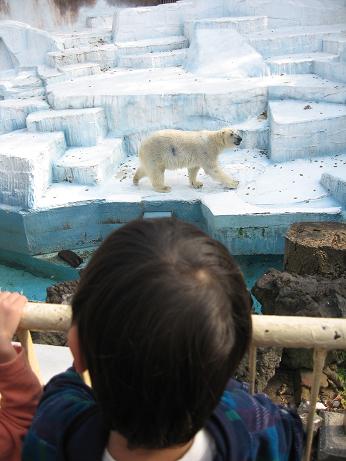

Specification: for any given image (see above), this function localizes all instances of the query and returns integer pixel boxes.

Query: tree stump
[284,222,346,278]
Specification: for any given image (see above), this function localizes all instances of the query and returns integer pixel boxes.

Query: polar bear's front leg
[204,166,239,189]
[149,167,171,193]
[188,167,203,189]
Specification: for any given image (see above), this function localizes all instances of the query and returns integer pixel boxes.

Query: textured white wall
[225,0,346,27]
[0,0,119,31]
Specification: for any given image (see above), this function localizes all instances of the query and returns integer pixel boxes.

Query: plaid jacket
[22,369,304,461]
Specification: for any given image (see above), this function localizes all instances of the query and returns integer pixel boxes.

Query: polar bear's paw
[154,185,172,193]
[192,181,203,189]
[225,179,239,189]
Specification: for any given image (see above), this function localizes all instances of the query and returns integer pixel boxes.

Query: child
[23,218,304,461]
[0,291,42,461]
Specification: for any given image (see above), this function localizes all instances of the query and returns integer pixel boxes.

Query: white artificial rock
[184,15,267,42]
[26,107,107,147]
[0,37,18,71]
[266,52,338,75]
[0,70,45,100]
[118,49,187,69]
[249,24,346,58]
[320,171,346,207]
[225,0,346,28]
[186,28,268,78]
[112,3,188,42]
[53,29,112,50]
[323,37,346,56]
[46,69,267,135]
[46,44,117,67]
[269,100,346,162]
[0,20,59,67]
[314,60,346,84]
[267,74,346,105]
[40,62,102,85]
[53,138,125,185]
[86,15,113,30]
[0,130,66,209]
[0,99,49,134]
[116,36,189,57]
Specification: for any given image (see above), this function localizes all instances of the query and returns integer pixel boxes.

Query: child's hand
[0,292,28,363]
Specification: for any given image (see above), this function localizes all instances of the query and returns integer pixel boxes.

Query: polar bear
[133,128,242,193]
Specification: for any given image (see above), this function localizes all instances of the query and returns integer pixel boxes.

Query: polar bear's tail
[133,166,147,185]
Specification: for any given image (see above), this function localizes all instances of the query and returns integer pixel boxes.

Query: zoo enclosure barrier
[19,303,346,461]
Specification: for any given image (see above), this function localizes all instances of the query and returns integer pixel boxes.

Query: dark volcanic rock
[46,280,79,305]
[252,269,346,369]
[252,269,346,318]
[235,347,282,392]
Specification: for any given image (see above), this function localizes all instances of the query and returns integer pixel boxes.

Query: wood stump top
[286,222,346,250]
[284,222,346,277]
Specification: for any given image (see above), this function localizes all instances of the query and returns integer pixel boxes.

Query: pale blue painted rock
[269,100,346,162]
[26,107,107,147]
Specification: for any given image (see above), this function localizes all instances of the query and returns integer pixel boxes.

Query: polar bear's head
[220,128,242,148]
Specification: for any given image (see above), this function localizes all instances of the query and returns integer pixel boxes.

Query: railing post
[304,348,327,461]
[16,329,42,383]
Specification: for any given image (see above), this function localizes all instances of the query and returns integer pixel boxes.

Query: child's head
[71,218,252,450]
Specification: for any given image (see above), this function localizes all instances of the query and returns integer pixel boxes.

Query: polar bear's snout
[234,134,242,146]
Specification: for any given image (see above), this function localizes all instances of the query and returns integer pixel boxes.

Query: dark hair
[72,218,252,449]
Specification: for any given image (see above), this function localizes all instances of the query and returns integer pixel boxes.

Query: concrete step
[118,49,187,69]
[26,108,107,147]
[323,35,346,60]
[268,74,346,105]
[47,69,267,135]
[266,52,338,75]
[0,71,45,99]
[54,29,112,50]
[0,99,49,134]
[1,87,46,99]
[53,138,125,185]
[46,44,117,68]
[314,60,346,84]
[269,100,346,162]
[0,130,66,209]
[184,15,268,42]
[321,170,346,207]
[249,24,346,58]
[86,15,113,30]
[39,63,101,86]
[116,35,188,57]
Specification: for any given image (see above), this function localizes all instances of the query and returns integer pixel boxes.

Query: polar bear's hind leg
[133,166,147,185]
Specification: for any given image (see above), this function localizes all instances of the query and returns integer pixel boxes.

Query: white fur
[133,128,240,193]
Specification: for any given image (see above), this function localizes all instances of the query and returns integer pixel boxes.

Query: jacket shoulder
[207,380,304,461]
[22,368,98,460]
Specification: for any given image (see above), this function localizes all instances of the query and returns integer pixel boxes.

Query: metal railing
[19,303,346,461]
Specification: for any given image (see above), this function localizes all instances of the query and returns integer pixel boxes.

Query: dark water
[0,255,283,306]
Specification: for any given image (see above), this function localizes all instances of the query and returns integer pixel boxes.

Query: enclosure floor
[35,148,345,214]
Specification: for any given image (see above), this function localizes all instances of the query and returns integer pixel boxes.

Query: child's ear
[68,324,87,373]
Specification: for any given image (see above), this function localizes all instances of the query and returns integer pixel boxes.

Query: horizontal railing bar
[252,315,346,349]
[21,303,346,350]
[20,303,72,332]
